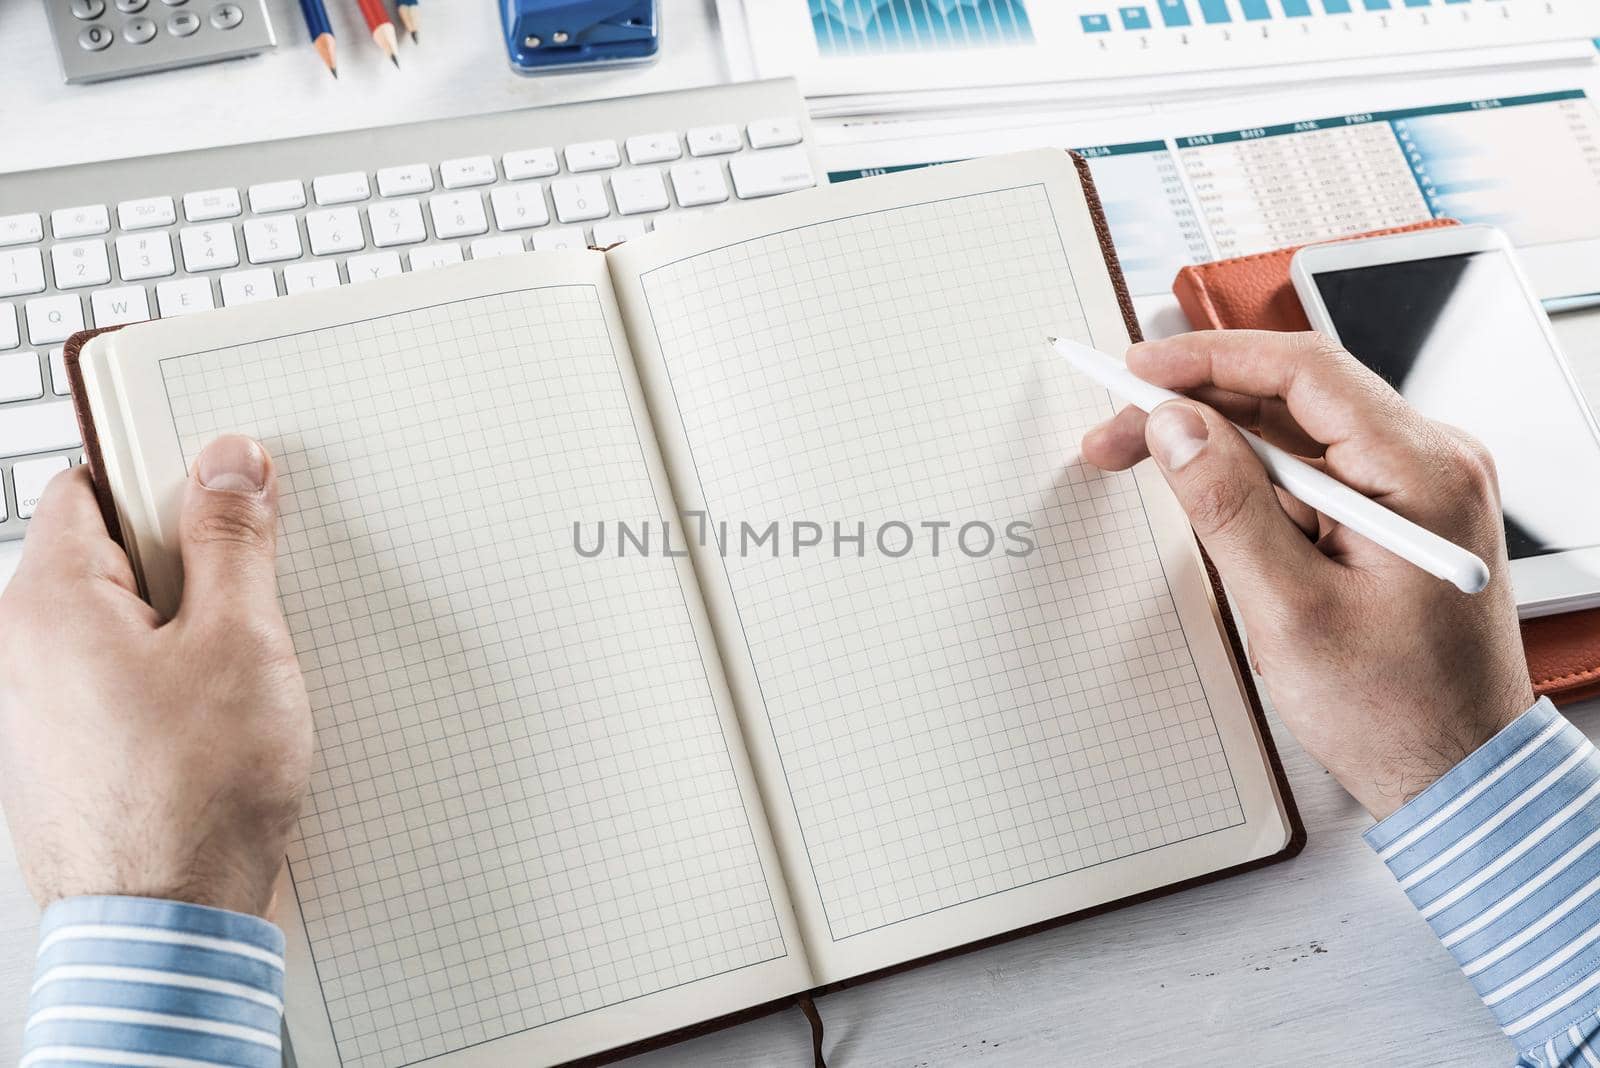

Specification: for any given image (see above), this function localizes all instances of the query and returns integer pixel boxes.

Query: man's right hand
[1080,330,1534,820]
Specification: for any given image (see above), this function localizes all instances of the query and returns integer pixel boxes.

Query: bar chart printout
[810,0,1035,55]
[752,0,1600,97]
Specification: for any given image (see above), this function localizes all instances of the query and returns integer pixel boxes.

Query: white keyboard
[0,78,820,540]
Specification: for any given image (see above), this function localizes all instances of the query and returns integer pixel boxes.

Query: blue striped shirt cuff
[24,895,285,1068]
[1367,697,1600,1066]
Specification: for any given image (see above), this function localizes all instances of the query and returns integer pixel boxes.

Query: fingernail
[196,435,266,493]
[1146,404,1209,471]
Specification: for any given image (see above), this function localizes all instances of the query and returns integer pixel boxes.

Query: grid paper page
[639,186,1246,941]
[158,287,785,1067]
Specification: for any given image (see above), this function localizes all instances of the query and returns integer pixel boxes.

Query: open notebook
[65,150,1300,1068]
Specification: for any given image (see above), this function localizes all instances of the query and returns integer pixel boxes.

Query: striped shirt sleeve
[23,894,285,1068]
[1367,697,1600,1068]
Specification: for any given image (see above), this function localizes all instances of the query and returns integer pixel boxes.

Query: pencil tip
[330,67,339,78]
[410,31,419,43]
[390,54,400,68]
[1046,336,1057,344]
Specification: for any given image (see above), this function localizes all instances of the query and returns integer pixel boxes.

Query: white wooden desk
[4,2,1600,1062]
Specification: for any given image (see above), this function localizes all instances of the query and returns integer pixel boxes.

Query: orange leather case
[1173,221,1600,705]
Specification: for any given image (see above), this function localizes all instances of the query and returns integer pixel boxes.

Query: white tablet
[1290,225,1600,619]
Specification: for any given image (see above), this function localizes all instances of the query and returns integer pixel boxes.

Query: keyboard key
[530,227,587,252]
[242,218,303,264]
[0,305,16,350]
[687,125,742,157]
[503,148,558,181]
[439,156,497,189]
[551,177,609,224]
[408,244,464,271]
[313,172,371,205]
[179,223,240,271]
[221,268,278,306]
[347,250,402,282]
[593,219,647,246]
[0,214,43,248]
[114,233,175,280]
[747,117,803,150]
[611,169,669,216]
[90,286,151,327]
[49,348,69,396]
[470,236,525,259]
[51,241,111,289]
[625,133,681,165]
[116,196,177,230]
[565,140,621,173]
[26,294,84,344]
[51,205,110,239]
[247,179,306,214]
[0,249,46,297]
[488,186,549,231]
[730,147,815,200]
[669,161,729,207]
[13,455,71,519]
[306,208,365,255]
[183,187,241,222]
[429,193,489,239]
[0,352,42,402]
[375,164,433,197]
[0,399,78,457]
[284,260,341,293]
[155,277,214,317]
[369,198,427,247]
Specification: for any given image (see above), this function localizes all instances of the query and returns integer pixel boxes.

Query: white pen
[1049,336,1491,595]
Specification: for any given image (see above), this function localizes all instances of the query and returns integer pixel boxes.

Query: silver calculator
[45,0,276,84]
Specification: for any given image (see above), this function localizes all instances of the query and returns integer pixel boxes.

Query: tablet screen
[1315,250,1600,560]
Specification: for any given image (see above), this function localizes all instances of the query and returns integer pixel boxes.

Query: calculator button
[211,3,244,28]
[183,188,241,222]
[0,215,42,247]
[70,0,106,19]
[168,12,200,35]
[115,0,149,11]
[123,17,158,43]
[50,206,109,240]
[78,25,113,51]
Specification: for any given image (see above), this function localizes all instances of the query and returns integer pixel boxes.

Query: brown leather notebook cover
[59,153,1305,1066]
[1174,221,1600,705]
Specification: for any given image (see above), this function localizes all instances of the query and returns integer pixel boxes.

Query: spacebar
[0,401,81,457]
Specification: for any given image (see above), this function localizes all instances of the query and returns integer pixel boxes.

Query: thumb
[1143,401,1327,607]
[178,435,280,622]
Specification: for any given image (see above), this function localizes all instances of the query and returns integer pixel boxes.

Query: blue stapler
[501,0,660,73]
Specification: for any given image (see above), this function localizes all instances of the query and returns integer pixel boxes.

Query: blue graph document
[741,0,1600,101]
[810,0,1034,55]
